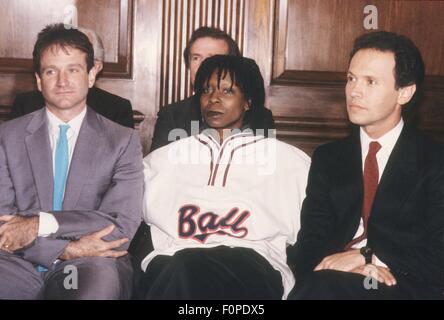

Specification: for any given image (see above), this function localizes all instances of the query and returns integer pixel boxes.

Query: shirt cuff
[38,212,59,237]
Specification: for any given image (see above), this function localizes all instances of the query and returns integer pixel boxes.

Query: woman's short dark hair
[350,31,425,123]
[33,23,94,75]
[183,27,241,68]
[194,55,271,134]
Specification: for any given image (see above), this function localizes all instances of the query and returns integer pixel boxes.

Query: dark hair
[350,31,425,123]
[33,23,94,75]
[183,27,241,68]
[194,55,271,134]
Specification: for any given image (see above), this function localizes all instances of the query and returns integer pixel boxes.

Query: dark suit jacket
[11,87,134,129]
[150,95,275,152]
[0,108,143,268]
[288,125,444,291]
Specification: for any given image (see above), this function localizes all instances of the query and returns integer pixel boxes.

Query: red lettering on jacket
[178,205,250,243]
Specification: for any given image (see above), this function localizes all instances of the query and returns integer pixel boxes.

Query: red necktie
[345,141,381,250]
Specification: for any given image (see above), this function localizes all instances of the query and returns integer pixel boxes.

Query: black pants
[135,246,283,300]
[289,270,444,300]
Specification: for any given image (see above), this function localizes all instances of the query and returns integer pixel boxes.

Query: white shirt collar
[360,119,404,154]
[359,119,404,179]
[46,107,87,138]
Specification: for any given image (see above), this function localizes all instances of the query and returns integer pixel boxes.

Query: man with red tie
[288,31,444,299]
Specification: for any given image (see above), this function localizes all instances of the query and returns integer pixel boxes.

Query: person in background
[149,26,275,152]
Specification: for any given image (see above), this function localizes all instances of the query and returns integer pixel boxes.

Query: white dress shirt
[38,107,87,237]
[351,119,404,266]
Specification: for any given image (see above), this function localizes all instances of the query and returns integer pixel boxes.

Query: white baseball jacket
[142,131,310,298]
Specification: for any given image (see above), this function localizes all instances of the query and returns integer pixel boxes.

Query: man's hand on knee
[0,215,39,252]
[314,249,364,272]
[351,264,397,286]
[59,224,129,260]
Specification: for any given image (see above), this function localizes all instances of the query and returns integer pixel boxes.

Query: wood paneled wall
[0,0,133,78]
[267,0,444,155]
[160,0,247,108]
[283,0,444,75]
[76,0,134,78]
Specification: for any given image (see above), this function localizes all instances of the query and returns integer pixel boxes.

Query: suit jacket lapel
[63,108,101,209]
[371,125,417,221]
[189,94,202,130]
[25,109,54,212]
[190,94,201,122]
[182,95,202,136]
[335,130,365,239]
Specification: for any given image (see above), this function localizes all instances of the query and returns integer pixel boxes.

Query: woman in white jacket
[136,55,310,300]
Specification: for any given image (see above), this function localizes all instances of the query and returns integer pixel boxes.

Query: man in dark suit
[289,31,444,299]
[10,27,134,129]
[0,24,143,299]
[150,26,275,152]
